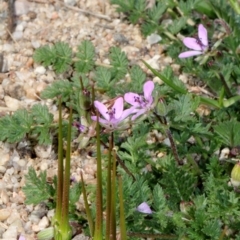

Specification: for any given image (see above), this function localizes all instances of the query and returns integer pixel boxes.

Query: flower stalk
[94,113,103,240]
[105,133,114,240]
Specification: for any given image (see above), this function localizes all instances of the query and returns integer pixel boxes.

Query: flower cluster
[91,81,155,130]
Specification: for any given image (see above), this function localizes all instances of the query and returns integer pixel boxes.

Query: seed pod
[231,161,240,187]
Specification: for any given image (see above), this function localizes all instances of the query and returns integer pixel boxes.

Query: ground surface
[0,0,174,239]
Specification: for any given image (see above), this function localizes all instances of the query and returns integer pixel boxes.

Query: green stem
[110,148,117,240]
[80,171,94,237]
[106,133,113,240]
[118,176,127,240]
[217,72,232,98]
[55,97,63,221]
[59,107,73,240]
[94,114,103,240]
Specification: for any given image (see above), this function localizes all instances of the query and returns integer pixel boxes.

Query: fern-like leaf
[74,40,95,73]
[109,46,129,80]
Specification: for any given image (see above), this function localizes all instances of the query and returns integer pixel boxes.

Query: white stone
[34,145,52,159]
[2,224,18,239]
[64,0,77,6]
[4,96,20,111]
[14,0,30,16]
[12,31,23,40]
[38,216,49,230]
[147,33,162,45]
[34,66,46,75]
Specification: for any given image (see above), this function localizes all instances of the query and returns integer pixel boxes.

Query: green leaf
[31,126,52,145]
[41,80,73,102]
[168,17,187,35]
[69,182,81,206]
[94,66,112,90]
[202,220,221,238]
[31,104,53,126]
[214,119,240,146]
[170,94,200,122]
[33,42,72,73]
[33,45,56,66]
[153,184,166,211]
[148,3,167,22]
[109,46,129,80]
[22,167,55,205]
[74,40,95,73]
[142,60,187,94]
[129,65,146,92]
[0,109,33,143]
[54,42,72,73]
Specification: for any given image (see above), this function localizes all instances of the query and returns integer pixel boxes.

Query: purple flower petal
[178,50,203,58]
[143,81,154,100]
[132,108,147,120]
[183,37,202,51]
[91,116,109,125]
[94,101,109,121]
[18,235,26,240]
[136,202,153,214]
[120,106,136,120]
[124,92,141,106]
[113,97,123,119]
[198,24,208,47]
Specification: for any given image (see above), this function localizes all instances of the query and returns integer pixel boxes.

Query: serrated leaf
[94,66,112,90]
[148,3,167,21]
[153,184,166,211]
[41,80,73,102]
[31,104,53,125]
[0,109,33,143]
[214,119,240,146]
[69,182,81,205]
[129,65,146,91]
[22,167,55,205]
[168,17,187,35]
[74,40,95,73]
[170,94,200,122]
[33,45,56,66]
[109,46,129,80]
[32,126,52,145]
[54,42,72,73]
[202,220,221,238]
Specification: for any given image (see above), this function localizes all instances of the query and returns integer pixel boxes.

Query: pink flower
[136,202,153,214]
[18,235,26,240]
[91,97,134,130]
[124,81,154,120]
[178,24,208,58]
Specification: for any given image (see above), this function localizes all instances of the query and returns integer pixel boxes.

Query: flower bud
[156,98,167,116]
[37,227,54,240]
[231,162,240,187]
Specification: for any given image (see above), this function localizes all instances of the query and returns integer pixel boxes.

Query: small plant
[2,0,240,239]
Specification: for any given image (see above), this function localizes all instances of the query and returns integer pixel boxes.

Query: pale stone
[34,145,52,159]
[0,153,9,166]
[34,66,46,75]
[38,216,49,230]
[0,208,11,222]
[147,33,162,45]
[4,96,21,111]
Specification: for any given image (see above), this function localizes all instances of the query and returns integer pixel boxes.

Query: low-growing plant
[2,0,240,239]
